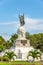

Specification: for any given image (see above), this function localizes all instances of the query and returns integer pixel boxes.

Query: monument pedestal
[14,26,32,60]
[14,15,34,60]
[14,47,33,60]
[15,38,30,47]
[14,26,30,47]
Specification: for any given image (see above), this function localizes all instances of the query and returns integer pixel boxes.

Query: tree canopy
[25,33,43,52]
[0,33,43,52]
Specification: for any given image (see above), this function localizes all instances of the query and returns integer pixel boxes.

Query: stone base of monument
[14,38,30,47]
[13,25,34,60]
[14,47,34,61]
[13,36,33,60]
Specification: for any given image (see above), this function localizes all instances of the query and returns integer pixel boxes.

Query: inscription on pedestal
[21,40,27,45]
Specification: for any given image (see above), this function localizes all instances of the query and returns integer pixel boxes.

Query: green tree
[5,41,13,49]
[0,45,6,52]
[10,34,18,43]
[25,32,30,39]
[36,43,43,52]
[4,51,17,61]
[0,36,6,45]
[27,49,41,61]
[30,33,43,52]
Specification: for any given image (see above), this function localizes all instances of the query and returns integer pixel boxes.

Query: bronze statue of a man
[19,14,25,26]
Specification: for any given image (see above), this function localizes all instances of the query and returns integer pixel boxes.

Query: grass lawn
[0,61,43,65]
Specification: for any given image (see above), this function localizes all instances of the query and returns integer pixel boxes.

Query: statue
[17,14,25,38]
[19,14,25,26]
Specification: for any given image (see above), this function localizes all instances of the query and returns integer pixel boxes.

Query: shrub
[0,56,2,61]
[3,56,9,61]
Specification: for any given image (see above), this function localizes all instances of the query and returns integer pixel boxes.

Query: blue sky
[0,0,43,38]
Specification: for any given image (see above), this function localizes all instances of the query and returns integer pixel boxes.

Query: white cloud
[0,21,19,25]
[25,17,43,33]
[0,17,43,40]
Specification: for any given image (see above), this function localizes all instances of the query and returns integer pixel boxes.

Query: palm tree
[4,51,17,61]
[27,49,41,61]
